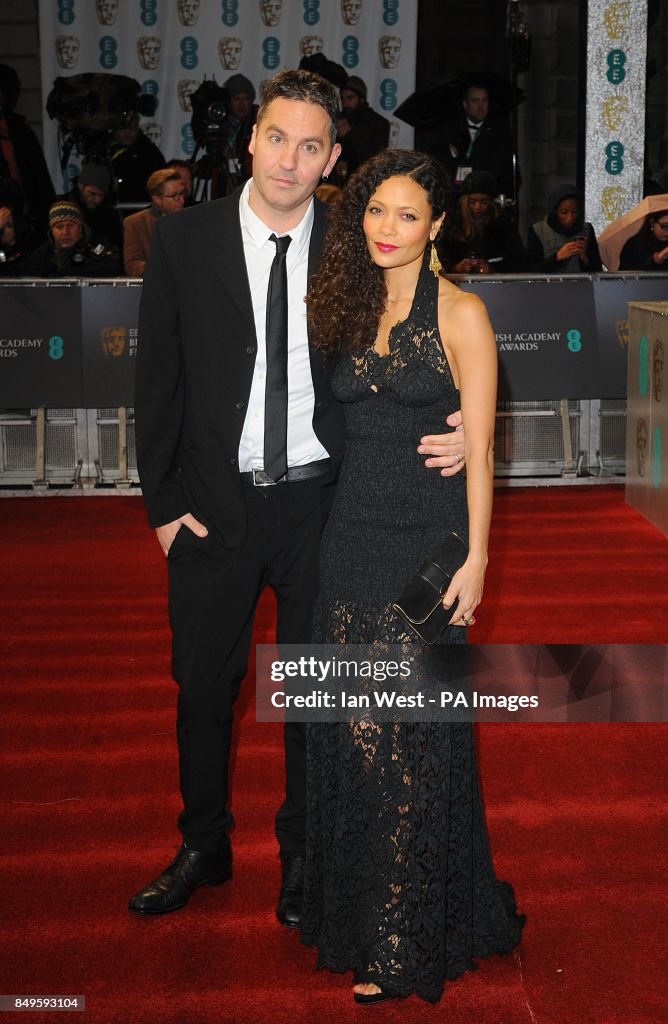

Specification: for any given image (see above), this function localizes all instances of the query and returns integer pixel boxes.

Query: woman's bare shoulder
[438,277,490,327]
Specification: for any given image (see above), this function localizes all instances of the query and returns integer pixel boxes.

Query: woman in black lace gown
[300,150,524,1004]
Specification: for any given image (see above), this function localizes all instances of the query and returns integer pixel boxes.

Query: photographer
[21,199,121,277]
[111,111,166,206]
[223,74,258,184]
[527,185,602,273]
[0,63,55,238]
[65,163,123,248]
[336,76,389,181]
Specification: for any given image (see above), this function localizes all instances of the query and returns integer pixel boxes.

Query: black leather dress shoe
[128,845,232,915]
[276,852,305,928]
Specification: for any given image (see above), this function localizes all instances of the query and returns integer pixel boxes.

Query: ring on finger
[463,615,476,626]
[454,453,461,464]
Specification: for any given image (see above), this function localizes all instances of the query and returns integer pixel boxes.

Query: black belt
[240,458,332,487]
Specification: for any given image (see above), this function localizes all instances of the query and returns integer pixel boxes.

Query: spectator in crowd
[433,82,516,200]
[66,163,122,248]
[21,198,121,277]
[0,162,36,271]
[441,170,525,273]
[123,169,185,277]
[0,63,55,238]
[0,204,31,275]
[314,182,341,205]
[111,112,166,207]
[166,159,196,207]
[223,74,258,183]
[336,76,390,182]
[619,208,668,271]
[526,184,602,273]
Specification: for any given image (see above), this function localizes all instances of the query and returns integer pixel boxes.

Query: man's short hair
[147,169,181,197]
[257,69,340,144]
[464,82,489,100]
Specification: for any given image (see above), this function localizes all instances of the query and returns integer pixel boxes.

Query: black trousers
[167,474,334,858]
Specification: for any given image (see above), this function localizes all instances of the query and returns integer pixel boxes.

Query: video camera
[189,81,232,147]
[46,73,157,161]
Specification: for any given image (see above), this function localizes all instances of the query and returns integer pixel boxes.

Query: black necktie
[264,233,292,482]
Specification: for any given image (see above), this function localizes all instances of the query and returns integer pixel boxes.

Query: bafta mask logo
[95,0,119,25]
[602,95,628,132]
[55,35,80,70]
[143,122,163,147]
[615,318,629,349]
[341,0,362,25]
[603,2,630,41]
[636,417,648,477]
[601,185,627,223]
[378,35,401,69]
[300,36,324,58]
[218,36,242,70]
[653,338,664,402]
[137,37,162,71]
[101,326,126,357]
[177,0,200,26]
[260,0,282,27]
[177,79,200,113]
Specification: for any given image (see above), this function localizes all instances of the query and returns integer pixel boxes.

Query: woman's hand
[653,246,668,265]
[442,554,487,626]
[556,240,582,262]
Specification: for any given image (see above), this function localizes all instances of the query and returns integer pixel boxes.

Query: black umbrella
[395,71,525,128]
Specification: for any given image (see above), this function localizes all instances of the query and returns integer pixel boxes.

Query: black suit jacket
[434,116,516,199]
[135,190,344,547]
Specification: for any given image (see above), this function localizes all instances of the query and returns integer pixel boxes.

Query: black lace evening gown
[300,258,525,1004]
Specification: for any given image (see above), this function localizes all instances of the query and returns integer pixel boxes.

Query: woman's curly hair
[308,149,451,353]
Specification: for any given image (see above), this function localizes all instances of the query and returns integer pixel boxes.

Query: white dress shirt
[237,179,329,472]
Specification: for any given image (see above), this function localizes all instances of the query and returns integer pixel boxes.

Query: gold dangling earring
[429,242,442,278]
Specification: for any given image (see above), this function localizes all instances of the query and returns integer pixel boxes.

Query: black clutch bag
[392,533,468,644]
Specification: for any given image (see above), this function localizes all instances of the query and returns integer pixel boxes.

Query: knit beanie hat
[224,74,256,102]
[79,163,111,192]
[49,200,83,225]
[299,53,347,88]
[459,170,496,196]
[342,76,367,101]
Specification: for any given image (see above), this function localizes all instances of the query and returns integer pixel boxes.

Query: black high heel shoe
[353,989,395,1005]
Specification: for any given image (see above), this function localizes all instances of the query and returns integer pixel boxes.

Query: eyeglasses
[654,221,668,230]
[161,190,186,199]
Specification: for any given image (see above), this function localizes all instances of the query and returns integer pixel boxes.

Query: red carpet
[1,485,666,1023]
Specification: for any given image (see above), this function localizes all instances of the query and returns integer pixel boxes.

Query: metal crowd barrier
[0,401,627,490]
[2,272,659,489]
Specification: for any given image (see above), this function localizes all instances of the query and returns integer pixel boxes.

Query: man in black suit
[434,83,516,201]
[131,69,465,926]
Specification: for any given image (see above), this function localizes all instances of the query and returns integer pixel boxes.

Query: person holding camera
[0,64,55,239]
[111,111,166,207]
[21,199,121,277]
[223,74,258,185]
[64,163,123,249]
[335,76,390,183]
[526,184,602,273]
